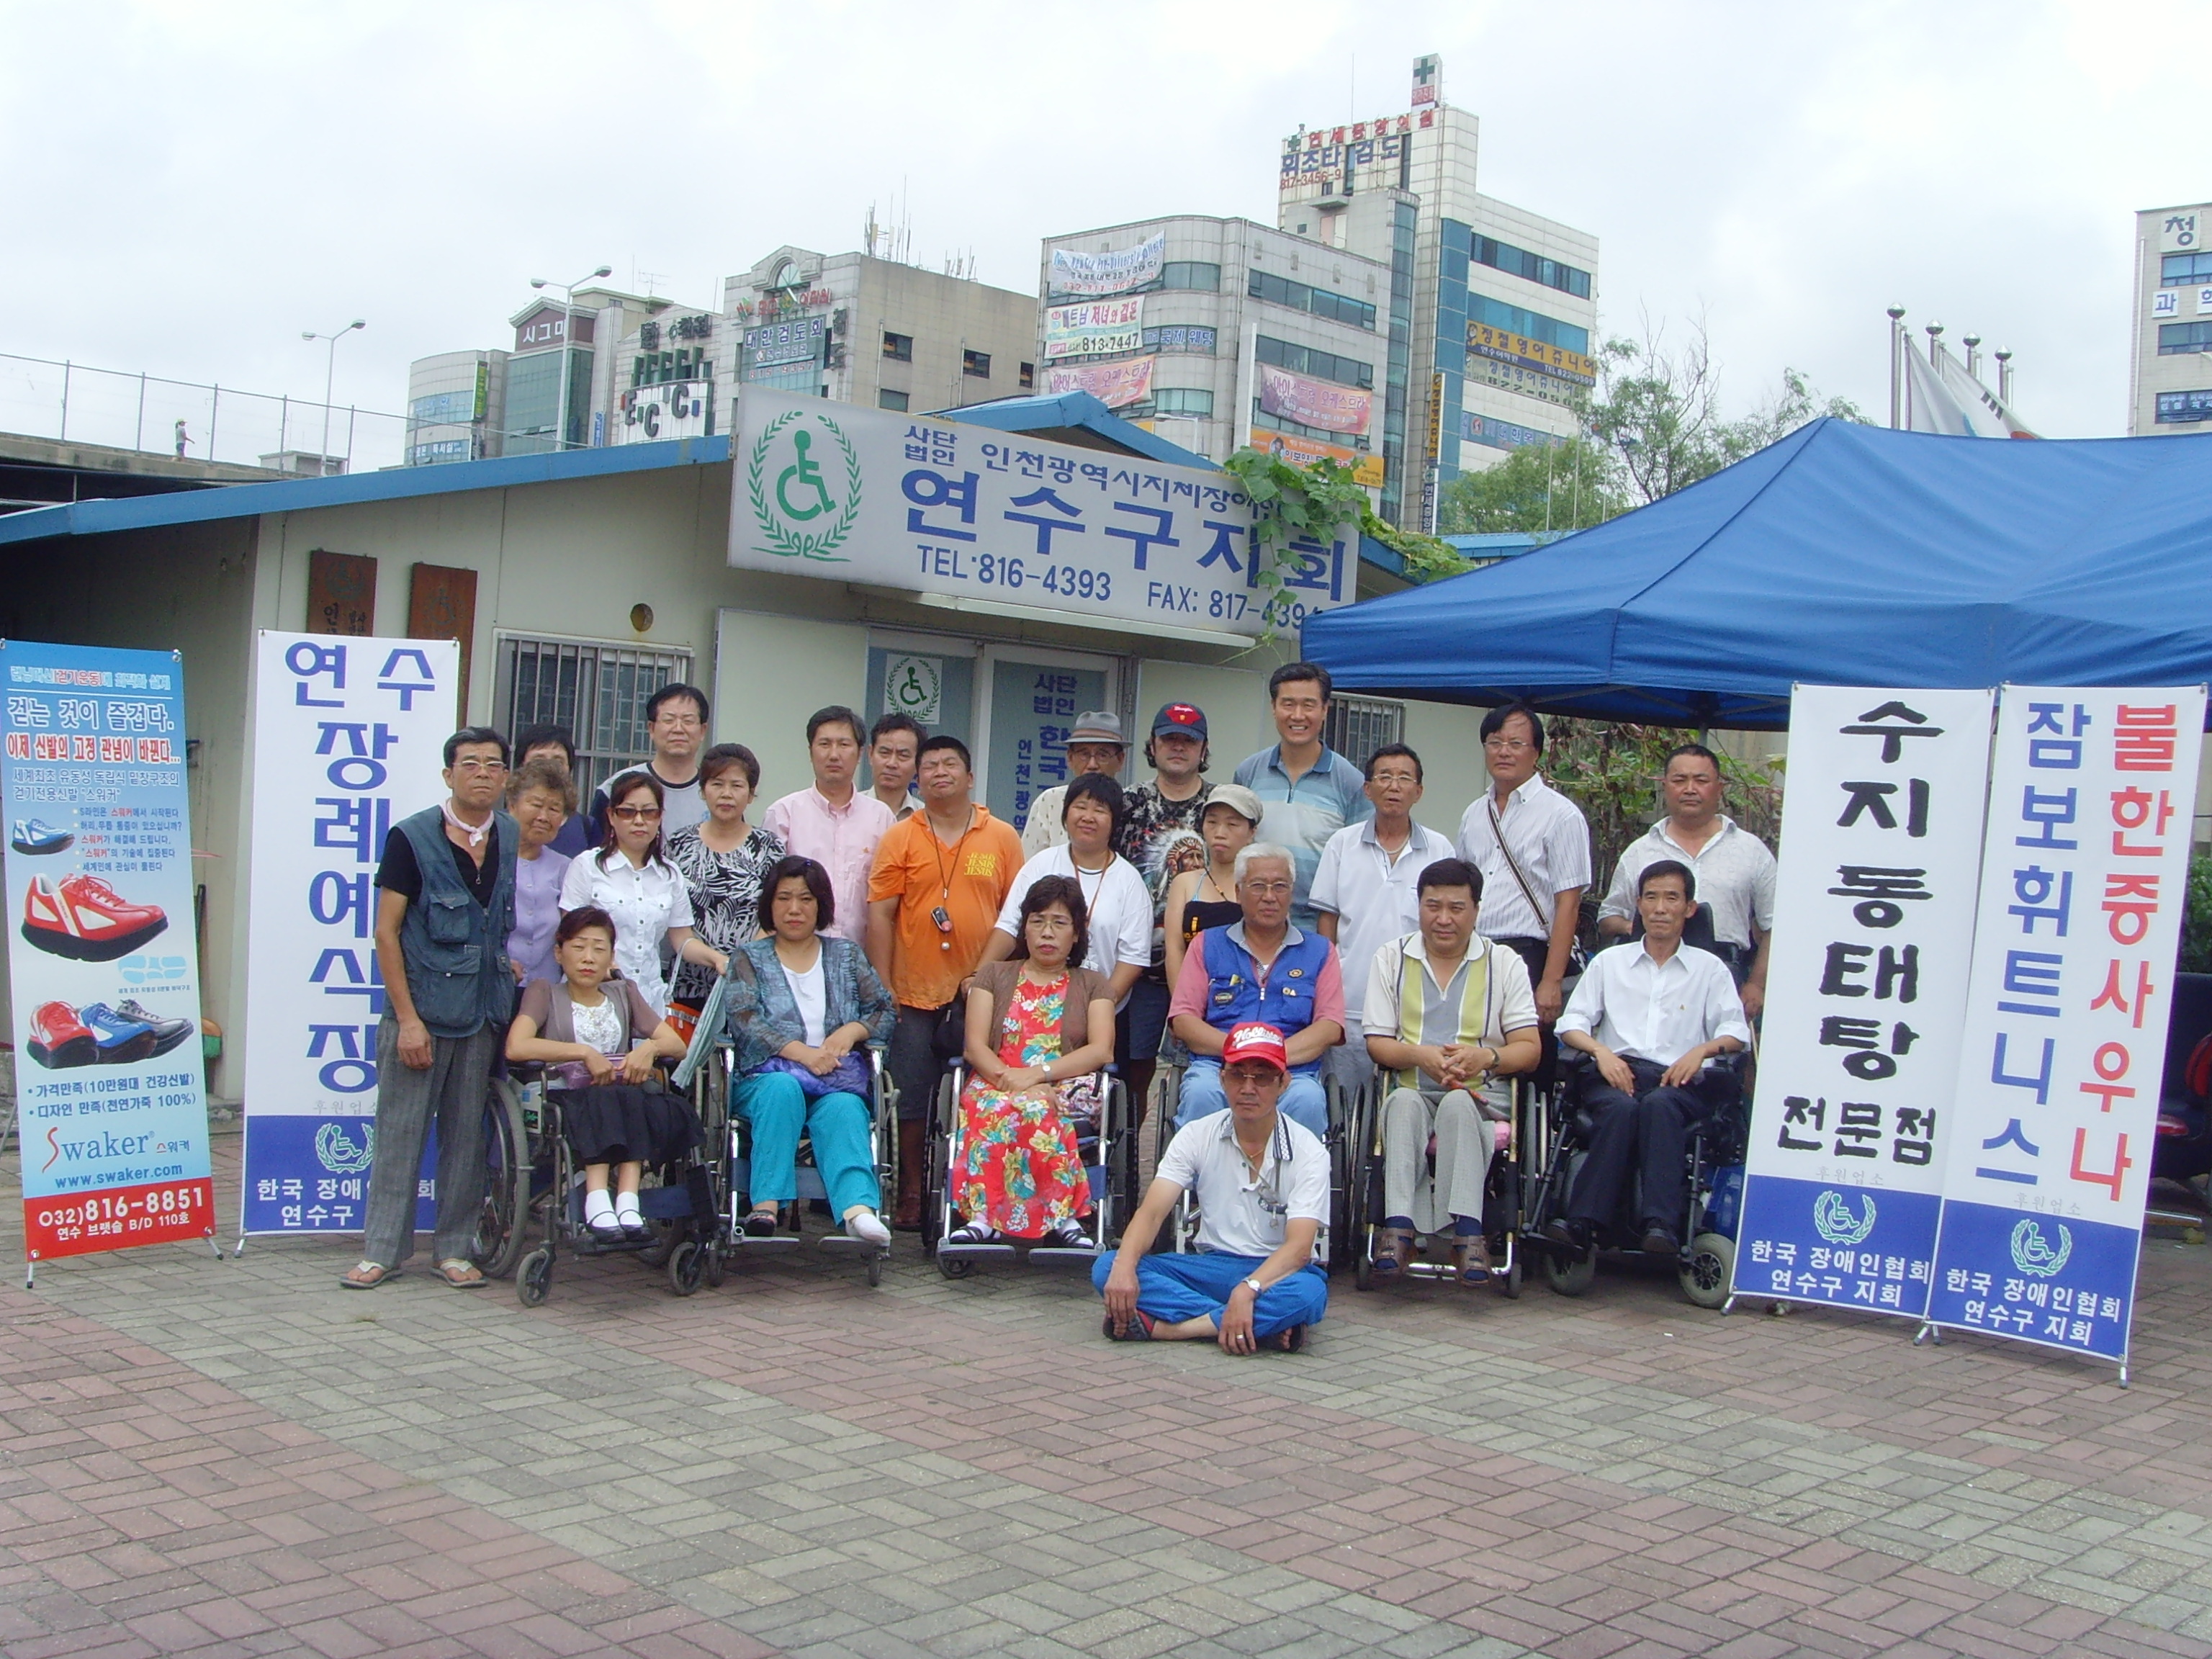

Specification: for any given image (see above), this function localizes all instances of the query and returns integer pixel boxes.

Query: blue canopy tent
[1302,418,2212,729]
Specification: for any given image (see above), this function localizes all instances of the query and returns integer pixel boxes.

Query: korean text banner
[1928,684,2207,1363]
[240,632,457,1236]
[1044,297,1144,361]
[1732,687,1995,1317]
[1257,366,1373,436]
[3,640,215,1264]
[1466,321,1599,387]
[732,388,1352,638]
[1250,428,1385,488]
[1043,356,1155,410]
[1047,233,1166,298]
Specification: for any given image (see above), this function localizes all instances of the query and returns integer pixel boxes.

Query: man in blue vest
[1166,842,1344,1138]
[344,727,520,1290]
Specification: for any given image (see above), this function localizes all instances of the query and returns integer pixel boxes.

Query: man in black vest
[344,727,519,1290]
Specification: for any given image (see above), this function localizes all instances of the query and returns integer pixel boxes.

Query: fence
[0,352,410,475]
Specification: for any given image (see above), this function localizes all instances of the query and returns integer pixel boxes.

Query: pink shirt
[761,786,895,943]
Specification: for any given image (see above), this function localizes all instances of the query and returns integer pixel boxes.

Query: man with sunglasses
[1097,1023,1329,1352]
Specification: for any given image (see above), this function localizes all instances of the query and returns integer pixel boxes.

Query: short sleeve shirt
[1231,745,1373,929]
[1156,1110,1331,1259]
[868,807,1024,1010]
[1308,819,1456,1027]
[1597,817,1777,950]
[1453,774,1592,943]
[993,845,1152,989]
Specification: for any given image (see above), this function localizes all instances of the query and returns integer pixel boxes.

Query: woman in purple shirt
[505,757,575,985]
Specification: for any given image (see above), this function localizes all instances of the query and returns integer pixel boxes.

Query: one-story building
[0,390,1500,1100]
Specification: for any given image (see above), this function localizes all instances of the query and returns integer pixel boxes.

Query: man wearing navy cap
[1113,701,1214,1118]
[1097,1022,1330,1352]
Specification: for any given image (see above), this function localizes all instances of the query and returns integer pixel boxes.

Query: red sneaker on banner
[21,873,168,962]
[26,1001,96,1069]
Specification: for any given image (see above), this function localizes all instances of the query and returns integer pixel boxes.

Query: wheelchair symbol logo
[315,1120,374,1175]
[1812,1189,1876,1246]
[2009,1218,2072,1277]
[747,407,862,562]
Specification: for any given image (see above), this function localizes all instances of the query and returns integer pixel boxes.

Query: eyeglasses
[451,759,508,775]
[1241,879,1292,896]
[1483,737,1533,754]
[609,805,663,822]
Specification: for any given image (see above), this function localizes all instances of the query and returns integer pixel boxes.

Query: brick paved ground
[6,1127,2212,1659]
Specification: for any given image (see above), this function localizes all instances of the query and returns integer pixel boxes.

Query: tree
[1436,433,1626,535]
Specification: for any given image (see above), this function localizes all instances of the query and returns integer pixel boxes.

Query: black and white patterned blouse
[665,822,786,1005]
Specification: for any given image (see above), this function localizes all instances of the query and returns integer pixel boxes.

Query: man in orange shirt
[867,734,1022,1226]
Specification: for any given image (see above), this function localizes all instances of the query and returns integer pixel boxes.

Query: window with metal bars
[495,636,695,798]
[1322,695,1404,771]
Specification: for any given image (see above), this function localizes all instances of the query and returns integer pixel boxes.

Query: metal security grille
[495,636,693,798]
[1323,695,1404,771]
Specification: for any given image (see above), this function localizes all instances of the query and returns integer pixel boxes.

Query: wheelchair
[1341,1069,1531,1300]
[1152,1054,1359,1274]
[486,1056,719,1308]
[1521,1048,1749,1308]
[922,1061,1134,1277]
[669,970,894,1288]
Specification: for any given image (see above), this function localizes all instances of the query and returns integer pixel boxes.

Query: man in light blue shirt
[1232,662,1371,930]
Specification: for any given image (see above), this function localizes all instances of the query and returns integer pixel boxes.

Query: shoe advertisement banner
[239,631,457,1237]
[1731,685,1995,1321]
[1,639,215,1266]
[1927,685,2207,1368]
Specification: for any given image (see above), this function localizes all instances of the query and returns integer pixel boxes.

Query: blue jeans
[1175,1059,1328,1138]
[1091,1249,1328,1338]
[734,1071,881,1215]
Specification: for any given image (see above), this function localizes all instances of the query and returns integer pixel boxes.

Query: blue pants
[1175,1059,1328,1138]
[1092,1249,1328,1338]
[734,1071,881,1215]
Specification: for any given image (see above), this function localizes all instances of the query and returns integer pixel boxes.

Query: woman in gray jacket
[726,855,896,1244]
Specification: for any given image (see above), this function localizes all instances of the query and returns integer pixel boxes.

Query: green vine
[1221,449,1473,598]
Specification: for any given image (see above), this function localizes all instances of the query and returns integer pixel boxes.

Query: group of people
[339,663,1775,1360]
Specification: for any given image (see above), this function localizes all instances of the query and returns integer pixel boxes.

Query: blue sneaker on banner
[10,819,73,855]
[78,1002,158,1065]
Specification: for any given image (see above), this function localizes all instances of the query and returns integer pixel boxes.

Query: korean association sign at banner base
[240,632,456,1236]
[733,387,1352,639]
[3,640,214,1264]
[1927,685,2206,1363]
[1733,686,1995,1319]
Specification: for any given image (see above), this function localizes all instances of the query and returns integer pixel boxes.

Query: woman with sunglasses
[558,770,726,1016]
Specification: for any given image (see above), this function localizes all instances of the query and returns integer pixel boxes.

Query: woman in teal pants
[725,856,896,1244]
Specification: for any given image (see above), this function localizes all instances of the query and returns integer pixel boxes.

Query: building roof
[921,392,1215,469]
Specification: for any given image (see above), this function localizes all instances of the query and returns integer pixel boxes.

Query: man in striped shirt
[1454,703,1591,1086]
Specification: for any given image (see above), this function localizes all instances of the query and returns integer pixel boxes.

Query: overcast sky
[1,0,2192,452]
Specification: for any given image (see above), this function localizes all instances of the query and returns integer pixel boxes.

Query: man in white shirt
[1549,860,1750,1258]
[1454,703,1591,1085]
[1021,711,1129,856]
[1095,1023,1330,1352]
[1311,742,1455,1098]
[590,683,711,837]
[1596,742,1776,1018]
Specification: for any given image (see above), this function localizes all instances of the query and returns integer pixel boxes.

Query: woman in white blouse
[979,773,1150,1010]
[558,771,727,1015]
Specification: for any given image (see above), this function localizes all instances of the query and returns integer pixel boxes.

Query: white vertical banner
[1928,685,2207,1367]
[239,631,458,1236]
[1731,686,1995,1317]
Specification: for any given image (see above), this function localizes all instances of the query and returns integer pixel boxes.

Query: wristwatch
[1241,1276,1264,1296]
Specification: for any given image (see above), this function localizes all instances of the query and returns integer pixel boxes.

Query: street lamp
[301,319,367,475]
[529,264,613,451]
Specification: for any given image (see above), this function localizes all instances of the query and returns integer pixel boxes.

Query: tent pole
[1887,306,1905,429]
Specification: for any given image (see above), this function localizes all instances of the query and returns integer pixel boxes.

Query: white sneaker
[845,1208,891,1246]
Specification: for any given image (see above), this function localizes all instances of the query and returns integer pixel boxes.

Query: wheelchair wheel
[667,1240,704,1298]
[867,1252,884,1287]
[937,1254,972,1280]
[472,1079,531,1280]
[1545,1247,1595,1297]
[703,1241,727,1289]
[1497,1251,1523,1300]
[1679,1231,1735,1309]
[517,1246,552,1307]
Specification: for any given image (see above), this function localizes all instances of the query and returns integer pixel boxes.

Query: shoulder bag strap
[1486,795,1550,933]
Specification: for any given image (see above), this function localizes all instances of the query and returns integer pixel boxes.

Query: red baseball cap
[1220,1022,1289,1074]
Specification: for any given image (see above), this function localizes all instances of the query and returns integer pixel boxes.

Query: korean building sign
[1044,297,1145,361]
[1927,685,2206,1364]
[4,641,215,1270]
[239,631,457,1237]
[732,388,1349,639]
[1046,233,1166,300]
[1734,686,1995,1320]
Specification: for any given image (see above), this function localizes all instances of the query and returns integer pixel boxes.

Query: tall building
[2130,202,2212,435]
[1034,215,1397,484]
[1276,55,1599,528]
[505,284,667,455]
[403,349,506,467]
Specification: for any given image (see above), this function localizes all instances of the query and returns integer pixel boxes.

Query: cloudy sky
[1,0,2192,460]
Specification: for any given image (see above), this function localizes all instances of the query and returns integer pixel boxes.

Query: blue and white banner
[1928,685,2206,1362]
[2,640,214,1265]
[239,631,457,1236]
[1732,685,1995,1318]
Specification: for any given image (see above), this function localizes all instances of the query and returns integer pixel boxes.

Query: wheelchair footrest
[728,1233,803,1251]
[814,1234,884,1254]
[1025,1244,1102,1262]
[935,1241,1019,1260]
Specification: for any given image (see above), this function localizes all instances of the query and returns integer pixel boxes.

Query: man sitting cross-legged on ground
[1362,858,1542,1285]
[1545,858,1750,1259]
[1094,1022,1329,1352]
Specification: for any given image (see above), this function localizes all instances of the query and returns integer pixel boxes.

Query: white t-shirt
[558,851,696,1015]
[570,993,626,1058]
[1155,1110,1331,1259]
[782,955,828,1048]
[1308,818,1456,1029]
[994,845,1151,1005]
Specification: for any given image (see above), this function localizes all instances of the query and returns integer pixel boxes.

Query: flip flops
[339,1261,400,1290]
